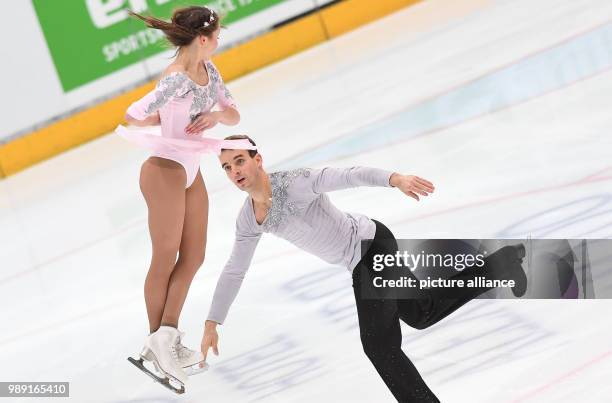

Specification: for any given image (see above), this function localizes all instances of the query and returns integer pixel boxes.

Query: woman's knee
[149,241,181,271]
[156,236,182,255]
[177,249,206,272]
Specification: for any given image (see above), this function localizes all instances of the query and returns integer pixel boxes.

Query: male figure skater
[201,135,526,402]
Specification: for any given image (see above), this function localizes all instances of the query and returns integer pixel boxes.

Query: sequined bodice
[125,60,236,140]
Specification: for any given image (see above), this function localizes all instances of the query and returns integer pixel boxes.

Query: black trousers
[352,220,522,402]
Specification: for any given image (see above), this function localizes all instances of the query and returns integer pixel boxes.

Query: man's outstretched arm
[310,167,434,201]
[202,225,261,361]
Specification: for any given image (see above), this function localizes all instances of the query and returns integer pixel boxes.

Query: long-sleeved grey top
[207,167,394,324]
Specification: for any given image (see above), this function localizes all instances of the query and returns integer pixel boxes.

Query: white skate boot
[129,326,187,393]
[141,330,208,375]
[176,331,208,375]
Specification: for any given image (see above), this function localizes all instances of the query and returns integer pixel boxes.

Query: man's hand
[201,320,220,362]
[389,173,435,201]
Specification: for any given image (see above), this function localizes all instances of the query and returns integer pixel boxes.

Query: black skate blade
[127,357,185,394]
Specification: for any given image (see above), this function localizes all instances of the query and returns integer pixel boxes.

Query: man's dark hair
[222,135,258,157]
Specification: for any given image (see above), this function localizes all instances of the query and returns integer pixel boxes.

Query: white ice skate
[176,330,209,376]
[128,326,188,394]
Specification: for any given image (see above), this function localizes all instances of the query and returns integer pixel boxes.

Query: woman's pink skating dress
[116,60,256,188]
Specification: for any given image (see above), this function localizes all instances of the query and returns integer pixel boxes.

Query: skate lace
[169,343,179,361]
[176,341,191,359]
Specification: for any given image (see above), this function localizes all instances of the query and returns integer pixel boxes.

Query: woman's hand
[201,320,220,361]
[125,111,160,127]
[390,173,435,201]
[185,112,220,135]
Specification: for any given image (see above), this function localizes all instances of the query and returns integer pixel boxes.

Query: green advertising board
[32,0,285,92]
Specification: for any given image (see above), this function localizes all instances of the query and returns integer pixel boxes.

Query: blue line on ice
[275,22,612,169]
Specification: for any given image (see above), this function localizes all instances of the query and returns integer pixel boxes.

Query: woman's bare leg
[140,157,187,333]
[161,170,209,327]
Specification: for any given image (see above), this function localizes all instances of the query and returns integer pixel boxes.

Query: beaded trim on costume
[262,168,311,232]
[145,62,230,121]
[144,73,188,116]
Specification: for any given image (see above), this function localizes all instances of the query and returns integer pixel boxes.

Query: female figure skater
[117,6,255,390]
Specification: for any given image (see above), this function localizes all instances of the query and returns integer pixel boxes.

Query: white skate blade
[138,347,187,387]
[128,356,185,394]
[184,361,209,376]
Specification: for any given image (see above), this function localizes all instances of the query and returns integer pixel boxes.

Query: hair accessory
[202,6,216,28]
